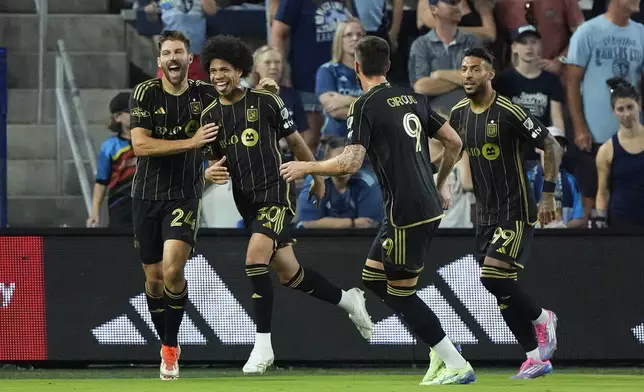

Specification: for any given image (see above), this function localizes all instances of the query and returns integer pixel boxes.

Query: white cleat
[242,345,274,375]
[346,288,373,340]
[159,345,181,380]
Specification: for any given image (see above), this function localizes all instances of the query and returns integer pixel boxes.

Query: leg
[272,245,373,339]
[143,263,165,341]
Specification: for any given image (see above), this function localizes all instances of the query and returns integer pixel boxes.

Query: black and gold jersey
[346,82,445,229]
[129,78,218,200]
[200,88,296,211]
[449,93,549,225]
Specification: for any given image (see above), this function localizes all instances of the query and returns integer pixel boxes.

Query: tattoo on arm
[337,145,365,174]
[542,134,562,183]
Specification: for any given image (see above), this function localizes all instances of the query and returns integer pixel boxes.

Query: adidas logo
[91,255,256,345]
[496,247,507,255]
[251,293,263,299]
[370,255,516,345]
[155,107,166,114]
[633,324,644,343]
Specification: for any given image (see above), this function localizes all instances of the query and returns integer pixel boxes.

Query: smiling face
[157,39,192,86]
[461,55,494,97]
[209,58,243,97]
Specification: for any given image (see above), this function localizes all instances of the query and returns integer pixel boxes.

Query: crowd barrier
[1,228,643,363]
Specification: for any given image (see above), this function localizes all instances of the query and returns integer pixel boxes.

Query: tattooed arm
[280,145,366,181]
[541,133,563,183]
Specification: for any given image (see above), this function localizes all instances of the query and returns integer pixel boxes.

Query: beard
[162,60,189,85]
[464,83,486,98]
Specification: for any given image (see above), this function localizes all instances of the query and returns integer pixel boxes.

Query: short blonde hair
[331,18,364,64]
[250,45,286,86]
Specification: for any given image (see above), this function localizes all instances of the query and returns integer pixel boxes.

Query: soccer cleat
[511,358,553,379]
[420,362,476,385]
[242,345,275,375]
[159,345,180,380]
[420,343,462,384]
[346,288,373,340]
[534,309,558,361]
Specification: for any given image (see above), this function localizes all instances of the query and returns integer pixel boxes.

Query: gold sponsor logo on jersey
[486,123,498,138]
[386,95,418,108]
[190,101,202,114]
[130,107,150,117]
[242,128,259,147]
[247,108,258,122]
[155,107,166,115]
[482,143,500,160]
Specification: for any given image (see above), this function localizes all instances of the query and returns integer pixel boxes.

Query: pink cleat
[534,309,558,361]
[511,358,553,379]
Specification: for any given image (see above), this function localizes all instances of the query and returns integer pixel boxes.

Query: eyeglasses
[524,1,536,27]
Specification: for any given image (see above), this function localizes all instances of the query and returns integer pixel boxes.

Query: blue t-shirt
[528,166,584,225]
[279,86,309,132]
[275,0,352,93]
[567,15,644,143]
[96,135,136,208]
[296,171,383,226]
[315,61,363,138]
[160,0,206,55]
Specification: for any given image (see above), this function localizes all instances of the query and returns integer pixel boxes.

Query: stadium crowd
[90,0,644,230]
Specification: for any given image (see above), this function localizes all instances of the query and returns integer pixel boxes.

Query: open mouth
[464,80,475,88]
[167,63,181,77]
[215,81,229,92]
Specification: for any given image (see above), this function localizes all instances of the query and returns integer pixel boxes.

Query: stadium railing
[0,47,6,227]
[33,0,47,124]
[1,228,643,364]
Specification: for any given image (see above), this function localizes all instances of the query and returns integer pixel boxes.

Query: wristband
[542,180,556,193]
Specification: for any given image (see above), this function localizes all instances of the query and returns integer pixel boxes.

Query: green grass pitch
[2,367,644,392]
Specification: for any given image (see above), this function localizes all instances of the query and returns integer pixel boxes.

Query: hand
[279,161,311,182]
[538,192,557,227]
[86,215,99,228]
[438,185,452,210]
[388,30,399,54]
[308,177,326,206]
[537,58,563,75]
[258,77,280,95]
[144,1,159,13]
[192,123,219,148]
[573,125,593,152]
[205,156,230,184]
[588,210,608,229]
[323,92,343,113]
[354,217,378,228]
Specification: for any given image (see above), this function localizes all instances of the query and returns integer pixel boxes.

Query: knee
[480,267,514,298]
[163,263,185,285]
[146,278,164,295]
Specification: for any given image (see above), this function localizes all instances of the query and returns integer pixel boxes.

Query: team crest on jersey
[486,123,498,138]
[190,101,202,114]
[280,107,289,120]
[130,107,150,117]
[347,116,354,130]
[523,118,534,130]
[247,108,258,122]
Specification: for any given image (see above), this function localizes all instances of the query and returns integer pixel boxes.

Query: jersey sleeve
[266,92,296,138]
[423,96,446,139]
[274,0,299,26]
[95,140,113,185]
[129,82,155,131]
[502,100,549,149]
[346,99,373,150]
[567,23,592,69]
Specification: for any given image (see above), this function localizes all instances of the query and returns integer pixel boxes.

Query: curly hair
[201,35,253,77]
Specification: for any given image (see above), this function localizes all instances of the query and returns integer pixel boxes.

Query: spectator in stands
[494,25,565,167]
[594,77,644,230]
[352,0,404,54]
[528,127,586,228]
[144,0,219,81]
[417,0,497,43]
[296,138,383,229]
[409,0,481,114]
[87,92,137,229]
[495,0,585,74]
[316,18,364,139]
[272,0,353,153]
[566,0,644,219]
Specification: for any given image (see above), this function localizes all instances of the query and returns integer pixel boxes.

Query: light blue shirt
[160,0,206,55]
[567,15,644,143]
[352,0,385,32]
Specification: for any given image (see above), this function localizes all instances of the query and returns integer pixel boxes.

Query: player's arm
[428,104,462,190]
[595,140,614,218]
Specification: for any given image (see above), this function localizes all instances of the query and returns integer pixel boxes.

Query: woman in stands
[594,77,644,229]
[315,18,365,139]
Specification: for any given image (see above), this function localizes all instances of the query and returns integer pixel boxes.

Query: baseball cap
[429,0,459,5]
[511,25,541,42]
[547,126,567,146]
[109,92,131,114]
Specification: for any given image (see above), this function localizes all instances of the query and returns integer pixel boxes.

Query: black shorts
[132,198,202,264]
[574,143,601,198]
[367,219,440,281]
[238,202,295,249]
[475,221,534,269]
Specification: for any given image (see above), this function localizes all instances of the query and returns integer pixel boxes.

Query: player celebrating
[199,35,373,375]
[449,47,561,379]
[280,36,475,386]
[129,30,222,380]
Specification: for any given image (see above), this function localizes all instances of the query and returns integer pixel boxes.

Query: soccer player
[280,36,476,386]
[129,30,222,380]
[199,35,373,375]
[448,47,561,379]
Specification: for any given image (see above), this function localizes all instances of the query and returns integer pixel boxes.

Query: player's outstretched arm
[280,144,366,181]
[284,131,326,202]
[433,122,463,190]
[131,124,218,157]
[538,132,563,226]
